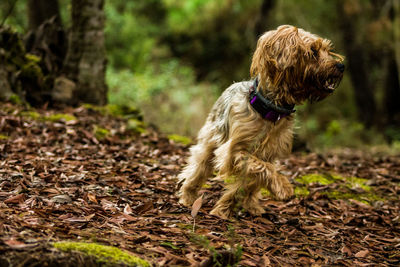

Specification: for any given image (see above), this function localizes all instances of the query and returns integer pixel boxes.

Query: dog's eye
[311,47,319,58]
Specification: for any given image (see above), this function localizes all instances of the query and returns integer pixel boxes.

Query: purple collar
[249,79,295,122]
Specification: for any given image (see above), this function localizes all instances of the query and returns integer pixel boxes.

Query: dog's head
[250,25,344,105]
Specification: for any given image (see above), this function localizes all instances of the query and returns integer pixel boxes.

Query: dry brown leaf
[191,194,203,218]
[4,194,25,204]
[4,239,37,249]
[87,192,97,203]
[124,203,133,215]
[355,249,369,258]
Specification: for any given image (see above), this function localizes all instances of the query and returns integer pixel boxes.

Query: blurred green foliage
[1,0,399,150]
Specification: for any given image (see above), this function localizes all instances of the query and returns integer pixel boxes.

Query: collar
[249,78,295,122]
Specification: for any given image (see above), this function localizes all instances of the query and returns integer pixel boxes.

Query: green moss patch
[94,126,110,140]
[127,119,147,134]
[20,111,41,120]
[53,241,150,267]
[167,134,192,145]
[294,173,382,204]
[295,173,339,185]
[83,104,142,119]
[294,186,310,196]
[45,113,77,122]
[20,111,77,123]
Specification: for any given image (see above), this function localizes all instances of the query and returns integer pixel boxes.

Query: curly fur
[178,25,344,219]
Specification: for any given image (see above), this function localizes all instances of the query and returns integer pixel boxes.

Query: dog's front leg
[211,151,293,218]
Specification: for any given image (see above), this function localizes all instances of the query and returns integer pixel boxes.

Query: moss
[106,104,141,118]
[167,134,192,145]
[20,111,41,120]
[94,126,110,140]
[295,173,382,204]
[20,61,43,80]
[260,188,271,197]
[177,223,193,230]
[325,191,381,205]
[45,113,77,122]
[224,175,236,184]
[53,241,150,267]
[345,176,371,191]
[295,173,339,185]
[83,104,142,119]
[9,94,22,105]
[202,183,211,188]
[24,53,41,63]
[127,119,147,134]
[294,186,310,196]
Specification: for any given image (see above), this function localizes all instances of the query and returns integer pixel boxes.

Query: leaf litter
[0,102,399,266]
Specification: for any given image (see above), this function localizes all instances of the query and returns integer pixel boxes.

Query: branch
[0,0,19,28]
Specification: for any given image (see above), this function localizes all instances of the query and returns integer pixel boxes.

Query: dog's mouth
[322,77,340,92]
[320,73,343,93]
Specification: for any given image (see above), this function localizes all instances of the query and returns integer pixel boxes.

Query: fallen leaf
[355,249,369,258]
[4,194,25,204]
[4,239,37,249]
[191,194,203,218]
[124,204,133,215]
[87,193,97,203]
[51,194,72,204]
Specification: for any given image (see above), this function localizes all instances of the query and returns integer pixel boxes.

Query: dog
[178,25,344,219]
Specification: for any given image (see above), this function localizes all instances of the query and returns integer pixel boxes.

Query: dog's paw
[243,203,265,216]
[269,175,294,201]
[274,185,294,200]
[178,191,198,207]
[210,205,233,219]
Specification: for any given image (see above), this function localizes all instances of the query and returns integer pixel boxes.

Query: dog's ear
[307,38,322,60]
[250,32,279,87]
[251,25,306,88]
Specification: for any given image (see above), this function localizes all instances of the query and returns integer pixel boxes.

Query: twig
[0,0,18,28]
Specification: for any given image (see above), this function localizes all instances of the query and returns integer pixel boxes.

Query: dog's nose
[336,63,345,73]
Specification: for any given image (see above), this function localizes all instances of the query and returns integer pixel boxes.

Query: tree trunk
[254,0,276,39]
[394,0,400,86]
[27,0,62,30]
[62,0,107,105]
[384,53,400,127]
[383,2,400,137]
[336,0,376,127]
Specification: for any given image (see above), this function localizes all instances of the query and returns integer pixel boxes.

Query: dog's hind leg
[178,125,216,207]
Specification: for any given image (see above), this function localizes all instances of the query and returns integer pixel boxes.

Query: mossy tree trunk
[63,0,107,105]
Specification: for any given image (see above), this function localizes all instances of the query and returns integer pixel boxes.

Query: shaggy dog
[178,25,344,218]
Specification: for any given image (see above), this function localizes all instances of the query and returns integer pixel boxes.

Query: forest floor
[0,102,399,267]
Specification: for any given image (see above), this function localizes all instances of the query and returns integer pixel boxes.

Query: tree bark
[383,2,400,132]
[27,0,62,30]
[62,0,107,105]
[383,53,400,127]
[336,0,376,127]
[394,0,400,86]
[254,0,276,39]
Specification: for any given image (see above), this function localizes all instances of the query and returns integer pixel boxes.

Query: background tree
[62,0,107,105]
[27,0,62,31]
[336,0,376,128]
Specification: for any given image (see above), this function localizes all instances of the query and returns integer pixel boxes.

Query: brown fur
[178,25,344,219]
